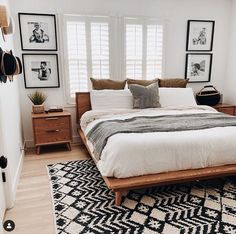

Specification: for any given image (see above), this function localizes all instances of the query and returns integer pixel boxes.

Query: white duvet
[81,106,236,178]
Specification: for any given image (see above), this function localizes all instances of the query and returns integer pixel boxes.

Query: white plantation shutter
[126,24,143,79]
[146,24,163,79]
[125,18,164,80]
[66,21,88,95]
[64,15,164,103]
[91,23,110,78]
[65,16,110,101]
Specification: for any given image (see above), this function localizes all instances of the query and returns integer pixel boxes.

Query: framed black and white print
[18,13,57,51]
[185,53,213,83]
[186,20,215,51]
[22,54,60,88]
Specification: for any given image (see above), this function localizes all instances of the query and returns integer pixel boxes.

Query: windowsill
[64,103,76,108]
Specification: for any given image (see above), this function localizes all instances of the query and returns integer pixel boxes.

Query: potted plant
[28,90,47,114]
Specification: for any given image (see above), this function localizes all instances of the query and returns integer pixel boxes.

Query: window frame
[62,14,166,105]
[62,14,113,104]
[123,17,166,80]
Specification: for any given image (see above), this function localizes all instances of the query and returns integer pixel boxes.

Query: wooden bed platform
[76,92,236,206]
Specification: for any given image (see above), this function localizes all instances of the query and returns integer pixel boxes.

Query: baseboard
[73,135,83,145]
[10,141,25,208]
[24,139,34,148]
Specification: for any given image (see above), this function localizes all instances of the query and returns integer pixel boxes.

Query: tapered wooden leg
[115,191,122,206]
[67,142,71,151]
[36,146,40,155]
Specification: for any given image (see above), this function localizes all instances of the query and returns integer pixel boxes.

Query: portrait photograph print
[185,53,213,83]
[22,54,60,88]
[186,20,215,51]
[18,13,57,51]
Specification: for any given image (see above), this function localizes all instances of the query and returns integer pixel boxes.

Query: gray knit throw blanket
[86,113,236,159]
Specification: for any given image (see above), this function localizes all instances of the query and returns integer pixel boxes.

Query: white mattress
[81,106,236,178]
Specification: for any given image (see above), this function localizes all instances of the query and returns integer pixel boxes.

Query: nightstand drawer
[34,116,70,131]
[35,128,71,144]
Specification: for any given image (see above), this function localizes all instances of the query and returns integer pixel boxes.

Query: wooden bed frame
[76,92,236,206]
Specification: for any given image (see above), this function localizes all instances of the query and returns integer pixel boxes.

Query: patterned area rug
[47,159,236,234]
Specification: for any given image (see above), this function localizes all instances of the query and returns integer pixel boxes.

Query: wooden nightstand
[32,111,72,154]
[212,104,236,116]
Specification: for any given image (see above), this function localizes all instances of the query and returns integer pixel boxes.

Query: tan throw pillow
[158,78,189,88]
[129,82,161,109]
[127,78,158,88]
[90,78,126,90]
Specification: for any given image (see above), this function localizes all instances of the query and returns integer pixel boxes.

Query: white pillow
[159,87,197,107]
[90,89,133,110]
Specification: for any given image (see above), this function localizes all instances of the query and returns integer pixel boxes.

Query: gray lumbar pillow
[129,82,161,109]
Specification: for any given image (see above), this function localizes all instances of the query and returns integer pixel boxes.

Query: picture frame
[18,13,57,51]
[22,54,60,88]
[185,53,213,83]
[186,20,215,51]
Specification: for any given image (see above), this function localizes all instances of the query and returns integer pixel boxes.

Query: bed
[76,88,236,206]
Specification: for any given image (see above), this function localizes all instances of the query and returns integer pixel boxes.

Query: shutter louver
[91,23,110,79]
[126,24,143,79]
[64,15,164,103]
[146,24,163,79]
[67,21,88,97]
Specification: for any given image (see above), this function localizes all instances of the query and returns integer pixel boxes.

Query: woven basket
[196,85,220,106]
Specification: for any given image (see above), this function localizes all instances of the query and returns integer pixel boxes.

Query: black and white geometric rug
[47,159,236,234]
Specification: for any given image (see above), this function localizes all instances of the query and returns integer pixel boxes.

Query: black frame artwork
[186,20,215,51]
[185,53,213,83]
[22,53,60,88]
[18,13,58,51]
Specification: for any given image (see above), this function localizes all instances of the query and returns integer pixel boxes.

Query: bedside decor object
[185,53,212,83]
[32,111,72,154]
[28,90,47,114]
[18,13,57,51]
[196,85,220,106]
[47,106,63,112]
[186,20,215,51]
[22,54,60,88]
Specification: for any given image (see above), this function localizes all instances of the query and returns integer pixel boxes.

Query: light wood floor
[4,144,90,234]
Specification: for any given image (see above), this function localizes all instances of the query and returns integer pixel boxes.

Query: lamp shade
[0,5,9,27]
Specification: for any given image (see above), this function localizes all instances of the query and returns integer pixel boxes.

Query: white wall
[8,0,232,146]
[0,0,24,206]
[224,0,236,104]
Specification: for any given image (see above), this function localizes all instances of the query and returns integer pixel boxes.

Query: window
[125,18,163,80]
[126,24,143,79]
[64,16,110,101]
[91,23,110,79]
[64,15,164,103]
[146,24,163,79]
[67,21,87,94]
